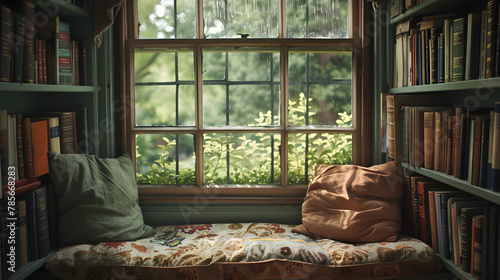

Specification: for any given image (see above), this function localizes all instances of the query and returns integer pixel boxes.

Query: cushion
[292,161,404,243]
[48,152,155,246]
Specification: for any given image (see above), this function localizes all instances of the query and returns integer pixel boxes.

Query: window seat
[45,222,442,279]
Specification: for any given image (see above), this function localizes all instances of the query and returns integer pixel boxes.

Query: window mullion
[195,44,204,187]
[280,45,288,187]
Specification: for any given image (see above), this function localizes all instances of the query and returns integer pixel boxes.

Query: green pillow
[48,152,155,247]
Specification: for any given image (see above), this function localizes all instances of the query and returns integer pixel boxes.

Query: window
[126,0,362,188]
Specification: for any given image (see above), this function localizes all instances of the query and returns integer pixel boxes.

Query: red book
[417,179,441,245]
[2,177,37,191]
[30,120,49,177]
[22,117,34,178]
[3,180,41,197]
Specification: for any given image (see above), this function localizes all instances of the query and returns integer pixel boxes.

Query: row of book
[390,0,424,18]
[403,172,500,279]
[393,0,500,88]
[386,96,500,191]
[0,180,53,279]
[0,1,87,85]
[0,108,89,189]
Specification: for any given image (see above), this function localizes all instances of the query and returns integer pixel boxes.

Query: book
[37,15,59,84]
[471,116,483,186]
[471,214,484,279]
[387,95,396,160]
[22,0,35,84]
[465,12,481,80]
[487,205,497,280]
[448,197,481,264]
[429,28,439,84]
[15,114,25,180]
[80,39,87,86]
[72,40,79,86]
[452,17,465,82]
[12,12,25,83]
[0,5,12,82]
[486,0,496,78]
[417,179,441,245]
[40,112,76,154]
[428,190,440,252]
[58,20,72,85]
[423,111,434,169]
[30,120,49,177]
[7,115,18,181]
[22,117,34,178]
[436,191,467,259]
[491,102,500,191]
[437,33,444,83]
[32,186,50,258]
[479,116,490,188]
[17,200,28,269]
[444,18,451,83]
[32,117,60,154]
[18,189,37,261]
[460,207,484,273]
[480,10,488,79]
[36,39,43,84]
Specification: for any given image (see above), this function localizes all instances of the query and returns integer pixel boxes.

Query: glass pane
[135,49,195,126]
[136,134,195,185]
[286,0,349,38]
[138,0,196,39]
[288,51,352,127]
[204,0,278,38]
[203,133,281,184]
[203,50,281,127]
[288,133,352,185]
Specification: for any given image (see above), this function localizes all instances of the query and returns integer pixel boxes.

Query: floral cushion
[46,223,442,279]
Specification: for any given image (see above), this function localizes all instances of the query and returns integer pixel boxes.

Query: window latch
[237,33,249,38]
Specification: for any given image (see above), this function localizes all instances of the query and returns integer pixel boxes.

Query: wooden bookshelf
[390,0,470,24]
[34,0,90,18]
[438,255,476,280]
[0,83,96,93]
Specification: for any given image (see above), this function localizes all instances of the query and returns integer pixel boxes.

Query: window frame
[121,0,370,201]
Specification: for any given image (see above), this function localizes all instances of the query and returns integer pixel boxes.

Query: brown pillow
[292,161,404,243]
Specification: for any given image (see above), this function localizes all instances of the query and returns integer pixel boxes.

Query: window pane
[135,49,195,126]
[136,134,195,185]
[288,51,352,127]
[203,50,281,127]
[286,0,349,38]
[138,0,196,39]
[288,133,352,185]
[203,133,281,184]
[204,0,278,38]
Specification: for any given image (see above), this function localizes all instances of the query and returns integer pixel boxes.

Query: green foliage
[137,94,352,185]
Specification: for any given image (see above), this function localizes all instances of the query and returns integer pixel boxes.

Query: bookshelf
[0,0,115,278]
[378,0,500,279]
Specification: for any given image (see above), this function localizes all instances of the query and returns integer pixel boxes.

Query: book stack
[386,97,500,192]
[393,0,500,88]
[0,181,55,277]
[402,171,499,279]
[0,1,87,85]
[0,109,88,185]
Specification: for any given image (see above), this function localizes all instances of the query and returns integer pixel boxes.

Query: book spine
[22,0,35,84]
[471,116,483,186]
[30,120,49,177]
[460,208,482,273]
[22,117,34,178]
[0,5,12,82]
[80,39,87,86]
[479,117,491,188]
[472,214,484,279]
[491,102,500,191]
[438,33,444,83]
[17,200,29,269]
[36,39,43,84]
[387,95,396,160]
[430,28,438,84]
[454,108,463,178]
[417,181,431,244]
[42,40,47,84]
[13,13,25,83]
[486,0,496,78]
[452,17,465,82]
[424,29,429,84]
[488,205,497,279]
[488,110,495,188]
[434,111,442,171]
[480,10,488,79]
[34,187,51,258]
[446,114,454,175]
[495,3,500,77]
[424,111,434,169]
[15,114,25,180]
[0,130,7,185]
[58,21,72,85]
[59,113,76,154]
[444,19,451,83]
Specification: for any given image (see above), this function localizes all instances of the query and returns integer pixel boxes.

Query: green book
[452,17,465,82]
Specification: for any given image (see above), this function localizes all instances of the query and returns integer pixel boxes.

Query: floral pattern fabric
[46,223,442,279]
